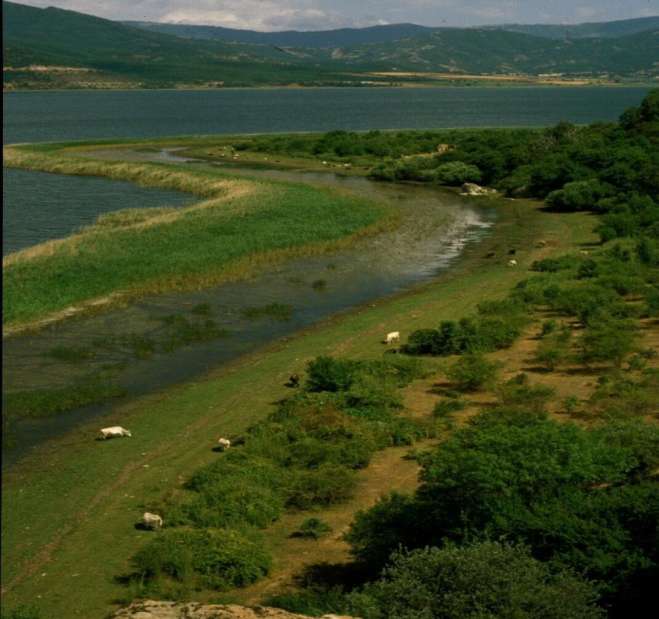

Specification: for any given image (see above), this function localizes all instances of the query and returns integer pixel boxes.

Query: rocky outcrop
[461,182,496,196]
[112,600,357,619]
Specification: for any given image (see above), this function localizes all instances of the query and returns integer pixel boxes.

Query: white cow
[142,512,163,530]
[385,331,400,345]
[507,259,518,267]
[217,437,231,451]
[99,426,132,439]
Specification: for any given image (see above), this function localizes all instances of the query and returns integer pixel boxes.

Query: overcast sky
[15,0,659,30]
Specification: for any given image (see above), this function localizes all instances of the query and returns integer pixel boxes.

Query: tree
[351,542,603,619]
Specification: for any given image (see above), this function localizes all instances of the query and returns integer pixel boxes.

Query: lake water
[3,87,650,144]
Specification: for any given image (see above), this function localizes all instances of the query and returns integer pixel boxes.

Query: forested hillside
[3,1,657,89]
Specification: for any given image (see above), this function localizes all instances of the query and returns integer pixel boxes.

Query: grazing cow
[217,437,231,451]
[142,512,163,530]
[286,374,300,388]
[99,426,132,440]
[507,259,518,267]
[385,331,400,345]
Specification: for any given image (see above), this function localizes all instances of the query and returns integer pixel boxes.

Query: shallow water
[2,168,494,466]
[2,168,193,255]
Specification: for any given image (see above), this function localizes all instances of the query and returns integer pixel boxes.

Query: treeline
[235,89,659,244]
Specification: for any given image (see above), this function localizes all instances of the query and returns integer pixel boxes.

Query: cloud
[13,0,659,30]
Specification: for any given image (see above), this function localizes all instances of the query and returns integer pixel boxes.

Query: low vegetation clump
[241,303,294,321]
[132,528,271,591]
[445,353,499,392]
[3,377,125,420]
[292,518,333,540]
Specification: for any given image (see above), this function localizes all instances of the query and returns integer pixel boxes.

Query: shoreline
[3,82,655,94]
[3,143,396,333]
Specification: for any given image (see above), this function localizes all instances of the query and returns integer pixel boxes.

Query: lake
[3,87,650,253]
[3,87,650,144]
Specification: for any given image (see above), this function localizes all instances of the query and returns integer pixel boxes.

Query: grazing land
[2,91,658,619]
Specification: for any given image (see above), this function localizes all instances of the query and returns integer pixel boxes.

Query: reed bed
[3,144,392,329]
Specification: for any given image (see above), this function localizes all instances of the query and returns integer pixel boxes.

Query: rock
[461,182,496,196]
[112,600,359,619]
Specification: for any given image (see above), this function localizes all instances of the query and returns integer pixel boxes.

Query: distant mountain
[3,1,657,90]
[127,16,659,47]
[306,28,659,76]
[488,16,659,40]
[1,1,346,87]
[123,21,436,48]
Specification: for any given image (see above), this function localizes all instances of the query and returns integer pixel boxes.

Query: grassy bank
[1,192,597,618]
[3,144,391,330]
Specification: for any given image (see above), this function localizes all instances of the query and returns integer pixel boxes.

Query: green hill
[308,28,659,76]
[1,1,346,88]
[3,1,657,89]
[489,16,659,39]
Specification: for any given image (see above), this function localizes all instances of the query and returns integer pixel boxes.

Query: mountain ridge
[3,1,657,89]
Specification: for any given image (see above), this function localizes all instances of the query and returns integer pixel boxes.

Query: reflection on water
[2,166,494,466]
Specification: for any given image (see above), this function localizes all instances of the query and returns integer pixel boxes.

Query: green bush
[496,374,555,413]
[433,161,482,185]
[446,353,499,391]
[306,356,359,392]
[293,517,333,539]
[132,529,271,590]
[351,542,603,619]
[433,399,466,418]
[286,464,357,509]
[579,317,637,366]
[346,411,659,611]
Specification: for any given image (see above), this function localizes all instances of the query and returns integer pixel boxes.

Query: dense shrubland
[263,91,659,618]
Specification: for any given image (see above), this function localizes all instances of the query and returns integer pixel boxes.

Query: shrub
[351,542,603,619]
[306,356,358,392]
[535,326,572,371]
[286,464,357,509]
[181,482,284,529]
[433,399,466,418]
[293,517,333,539]
[433,161,482,185]
[496,374,555,413]
[579,318,637,367]
[546,179,611,212]
[446,353,498,392]
[132,529,271,590]
[531,256,577,272]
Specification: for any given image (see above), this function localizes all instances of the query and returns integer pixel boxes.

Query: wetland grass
[241,303,294,322]
[3,143,390,330]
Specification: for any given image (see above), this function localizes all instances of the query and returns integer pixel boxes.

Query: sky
[14,0,659,31]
